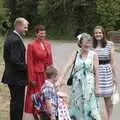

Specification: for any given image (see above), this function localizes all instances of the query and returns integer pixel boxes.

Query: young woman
[93,26,117,120]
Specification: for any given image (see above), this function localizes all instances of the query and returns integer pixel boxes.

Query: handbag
[111,85,120,105]
[67,51,78,86]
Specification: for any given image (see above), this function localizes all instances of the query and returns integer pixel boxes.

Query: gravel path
[23,41,120,120]
[0,40,120,120]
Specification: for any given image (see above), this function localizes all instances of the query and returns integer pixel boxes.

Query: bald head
[14,17,29,36]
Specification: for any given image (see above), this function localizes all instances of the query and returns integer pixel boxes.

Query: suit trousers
[8,85,25,120]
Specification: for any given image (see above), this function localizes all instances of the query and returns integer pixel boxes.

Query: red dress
[25,39,53,113]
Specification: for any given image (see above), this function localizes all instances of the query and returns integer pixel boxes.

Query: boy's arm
[43,87,56,120]
[46,100,56,120]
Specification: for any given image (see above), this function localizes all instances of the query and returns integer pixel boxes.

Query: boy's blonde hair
[46,66,58,79]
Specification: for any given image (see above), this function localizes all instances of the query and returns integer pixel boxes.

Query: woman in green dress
[58,33,101,120]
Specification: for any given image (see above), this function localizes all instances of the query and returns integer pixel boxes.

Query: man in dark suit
[2,17,29,120]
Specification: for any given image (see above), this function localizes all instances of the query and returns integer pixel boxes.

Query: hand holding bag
[67,51,78,86]
[111,85,120,105]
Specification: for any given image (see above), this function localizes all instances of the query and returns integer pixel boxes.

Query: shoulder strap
[70,51,78,75]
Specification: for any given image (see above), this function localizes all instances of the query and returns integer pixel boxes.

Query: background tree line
[0,0,120,39]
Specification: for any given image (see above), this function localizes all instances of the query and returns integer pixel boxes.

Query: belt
[99,60,110,64]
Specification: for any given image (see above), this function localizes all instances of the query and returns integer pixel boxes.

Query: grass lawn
[0,36,9,120]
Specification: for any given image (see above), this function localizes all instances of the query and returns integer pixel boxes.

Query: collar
[13,30,23,40]
[35,38,46,44]
[45,80,54,87]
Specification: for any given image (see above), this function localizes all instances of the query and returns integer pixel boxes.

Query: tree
[5,0,39,29]
[96,0,120,30]
[4,0,120,38]
[37,0,98,38]
[0,0,10,33]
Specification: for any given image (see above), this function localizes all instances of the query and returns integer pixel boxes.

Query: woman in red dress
[25,25,53,113]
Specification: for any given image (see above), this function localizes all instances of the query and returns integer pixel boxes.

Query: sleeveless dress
[94,41,113,97]
[69,50,101,120]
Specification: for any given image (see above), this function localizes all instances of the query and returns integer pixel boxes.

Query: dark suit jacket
[2,31,27,86]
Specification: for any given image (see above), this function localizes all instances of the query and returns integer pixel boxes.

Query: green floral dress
[69,50,101,120]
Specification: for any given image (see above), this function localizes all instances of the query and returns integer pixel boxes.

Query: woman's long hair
[93,26,107,48]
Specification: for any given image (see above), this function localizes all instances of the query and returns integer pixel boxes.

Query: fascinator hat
[77,33,92,48]
[77,34,82,40]
[77,33,92,41]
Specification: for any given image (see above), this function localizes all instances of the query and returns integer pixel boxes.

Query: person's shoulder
[107,40,114,45]
[90,47,95,50]
[106,40,114,49]
[28,39,37,46]
[11,31,21,39]
[45,39,51,44]
[5,32,18,43]
[70,49,79,58]
[6,31,15,39]
[89,50,97,56]
[7,31,15,36]
[41,83,53,93]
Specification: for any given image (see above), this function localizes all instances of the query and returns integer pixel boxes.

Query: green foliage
[37,0,98,38]
[1,0,120,38]
[0,0,10,34]
[4,0,39,27]
[96,0,120,30]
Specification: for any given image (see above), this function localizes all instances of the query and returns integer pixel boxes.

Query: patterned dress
[69,50,101,120]
[94,41,113,97]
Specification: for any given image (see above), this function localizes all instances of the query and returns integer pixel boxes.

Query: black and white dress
[94,41,113,97]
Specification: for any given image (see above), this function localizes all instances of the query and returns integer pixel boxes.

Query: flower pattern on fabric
[58,97,71,120]
[69,50,101,120]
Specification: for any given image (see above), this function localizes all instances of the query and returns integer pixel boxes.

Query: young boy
[32,66,58,120]
[32,66,71,120]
